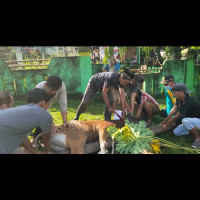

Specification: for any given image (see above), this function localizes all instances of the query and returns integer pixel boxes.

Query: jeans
[173,117,200,136]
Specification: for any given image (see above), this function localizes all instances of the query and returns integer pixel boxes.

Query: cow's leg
[66,130,87,154]
[98,129,109,154]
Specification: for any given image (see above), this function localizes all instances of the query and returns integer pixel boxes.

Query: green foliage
[103,46,127,64]
[107,119,155,154]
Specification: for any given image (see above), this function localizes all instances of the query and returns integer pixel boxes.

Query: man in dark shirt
[73,71,133,121]
[160,83,200,148]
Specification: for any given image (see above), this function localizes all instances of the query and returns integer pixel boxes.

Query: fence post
[0,60,15,95]
[79,56,92,94]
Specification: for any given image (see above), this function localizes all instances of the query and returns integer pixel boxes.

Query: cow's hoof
[98,151,106,154]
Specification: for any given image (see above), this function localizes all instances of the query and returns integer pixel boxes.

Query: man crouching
[0,88,52,154]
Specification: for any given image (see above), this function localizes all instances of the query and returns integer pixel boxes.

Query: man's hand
[63,122,75,128]
[159,120,167,125]
[108,106,115,114]
[121,111,126,119]
[52,125,62,133]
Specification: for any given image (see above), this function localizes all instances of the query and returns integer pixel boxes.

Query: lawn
[14,95,199,154]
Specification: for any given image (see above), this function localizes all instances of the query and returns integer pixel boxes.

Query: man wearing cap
[159,74,176,118]
[167,83,200,148]
[73,71,133,121]
[160,83,200,148]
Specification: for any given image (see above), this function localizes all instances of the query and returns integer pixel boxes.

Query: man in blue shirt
[0,88,52,154]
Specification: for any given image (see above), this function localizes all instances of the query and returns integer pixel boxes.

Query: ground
[14,95,198,154]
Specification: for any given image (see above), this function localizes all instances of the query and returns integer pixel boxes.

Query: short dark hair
[0,91,11,106]
[46,75,62,91]
[26,88,51,104]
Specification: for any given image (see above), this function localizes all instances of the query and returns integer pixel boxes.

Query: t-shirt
[124,83,138,96]
[165,88,176,115]
[90,72,124,92]
[0,104,52,154]
[136,90,159,109]
[175,94,200,118]
[35,81,68,113]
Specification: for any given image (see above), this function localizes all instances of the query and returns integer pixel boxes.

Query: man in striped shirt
[127,89,160,126]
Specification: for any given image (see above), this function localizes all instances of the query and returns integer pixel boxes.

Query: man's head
[160,74,175,87]
[44,75,62,97]
[121,69,145,88]
[120,69,134,85]
[0,91,14,109]
[26,88,51,110]
[171,83,191,100]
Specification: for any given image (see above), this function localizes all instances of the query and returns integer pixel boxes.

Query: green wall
[0,57,200,99]
[0,56,92,96]
[144,59,200,99]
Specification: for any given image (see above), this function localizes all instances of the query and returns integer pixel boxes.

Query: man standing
[33,75,74,138]
[0,88,52,154]
[73,71,133,121]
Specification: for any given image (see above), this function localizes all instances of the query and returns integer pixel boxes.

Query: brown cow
[35,120,120,154]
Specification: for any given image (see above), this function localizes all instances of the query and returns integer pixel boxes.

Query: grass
[14,95,199,154]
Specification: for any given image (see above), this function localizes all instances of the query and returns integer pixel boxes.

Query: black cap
[160,74,175,84]
[122,69,136,80]
[171,83,191,94]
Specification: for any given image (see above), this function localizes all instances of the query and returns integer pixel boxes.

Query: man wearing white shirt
[33,75,74,138]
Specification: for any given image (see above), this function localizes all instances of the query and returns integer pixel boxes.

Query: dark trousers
[74,80,113,120]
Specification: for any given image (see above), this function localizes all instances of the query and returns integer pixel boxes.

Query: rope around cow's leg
[33,132,43,150]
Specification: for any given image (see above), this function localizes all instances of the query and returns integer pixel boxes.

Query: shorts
[110,87,120,101]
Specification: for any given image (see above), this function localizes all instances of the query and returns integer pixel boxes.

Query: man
[160,83,197,133]
[127,89,160,127]
[33,75,74,138]
[0,91,14,109]
[124,69,145,115]
[159,74,176,118]
[0,88,52,154]
[73,70,133,121]
[168,83,200,148]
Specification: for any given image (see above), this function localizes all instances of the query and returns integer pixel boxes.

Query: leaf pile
[107,119,155,154]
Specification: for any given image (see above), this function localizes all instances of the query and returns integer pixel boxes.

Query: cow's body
[50,120,116,154]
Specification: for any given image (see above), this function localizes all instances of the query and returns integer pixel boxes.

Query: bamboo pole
[9,64,49,67]
[5,59,51,63]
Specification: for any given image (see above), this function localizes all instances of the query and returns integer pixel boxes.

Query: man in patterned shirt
[127,89,160,126]
[73,71,133,121]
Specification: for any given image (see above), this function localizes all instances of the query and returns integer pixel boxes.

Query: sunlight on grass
[14,96,199,154]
